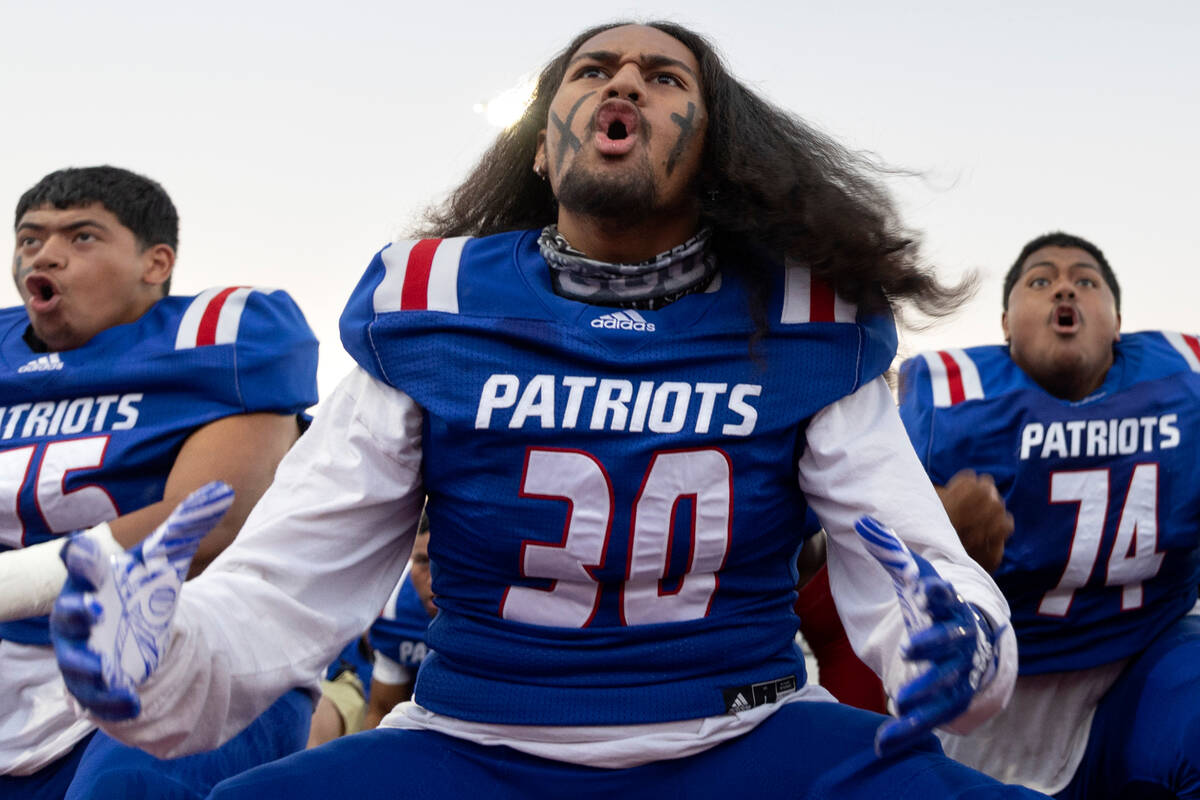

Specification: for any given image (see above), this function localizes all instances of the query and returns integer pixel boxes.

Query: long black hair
[419,20,969,321]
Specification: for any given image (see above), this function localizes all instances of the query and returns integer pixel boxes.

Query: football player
[54,26,1045,800]
[0,166,319,799]
[900,232,1200,797]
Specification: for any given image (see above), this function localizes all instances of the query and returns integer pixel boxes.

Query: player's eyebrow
[1025,260,1101,273]
[16,219,110,235]
[568,50,697,80]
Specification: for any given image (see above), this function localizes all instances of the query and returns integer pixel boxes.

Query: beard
[554,153,658,225]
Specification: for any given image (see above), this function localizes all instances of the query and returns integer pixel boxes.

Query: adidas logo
[18,353,64,373]
[590,310,656,332]
[722,675,797,713]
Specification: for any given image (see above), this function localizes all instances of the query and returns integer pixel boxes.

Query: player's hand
[51,482,235,720]
[855,515,1000,758]
[934,469,1012,572]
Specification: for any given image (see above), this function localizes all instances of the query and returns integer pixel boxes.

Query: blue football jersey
[899,333,1200,674]
[0,287,318,645]
[339,230,896,725]
[368,572,433,676]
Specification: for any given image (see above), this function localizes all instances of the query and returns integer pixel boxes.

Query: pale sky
[4,0,1197,400]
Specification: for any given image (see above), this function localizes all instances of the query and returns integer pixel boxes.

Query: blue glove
[51,481,235,720]
[855,515,1000,758]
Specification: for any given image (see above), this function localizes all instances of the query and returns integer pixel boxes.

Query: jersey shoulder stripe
[1161,331,1200,372]
[780,262,855,324]
[374,237,471,314]
[175,286,260,349]
[919,348,984,407]
[380,563,413,622]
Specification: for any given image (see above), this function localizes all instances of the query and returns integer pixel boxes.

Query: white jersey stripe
[175,288,222,350]
[920,351,953,407]
[1164,331,1200,372]
[833,294,856,324]
[374,240,421,314]
[426,236,468,314]
[212,288,254,345]
[781,264,811,324]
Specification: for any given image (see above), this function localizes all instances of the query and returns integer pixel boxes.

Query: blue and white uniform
[0,288,317,792]
[899,333,1200,796]
[88,233,1028,799]
[369,571,432,688]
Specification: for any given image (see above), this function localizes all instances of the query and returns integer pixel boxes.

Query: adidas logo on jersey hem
[721,675,797,713]
[17,353,64,373]
[590,310,656,332]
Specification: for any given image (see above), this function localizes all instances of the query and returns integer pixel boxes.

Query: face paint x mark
[13,254,29,286]
[666,102,697,176]
[552,91,596,172]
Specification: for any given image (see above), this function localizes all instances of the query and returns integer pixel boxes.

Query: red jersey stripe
[937,350,967,405]
[196,287,241,347]
[1184,334,1200,365]
[809,277,836,323]
[400,239,442,311]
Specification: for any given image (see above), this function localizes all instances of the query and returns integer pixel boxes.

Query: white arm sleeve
[796,375,1017,735]
[0,539,67,622]
[0,523,120,622]
[93,367,426,757]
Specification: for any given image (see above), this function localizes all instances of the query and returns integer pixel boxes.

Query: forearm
[108,412,302,575]
[798,376,1017,732]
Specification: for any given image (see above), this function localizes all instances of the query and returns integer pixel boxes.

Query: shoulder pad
[1160,331,1200,373]
[372,237,472,314]
[916,348,985,407]
[780,261,856,325]
[174,287,268,349]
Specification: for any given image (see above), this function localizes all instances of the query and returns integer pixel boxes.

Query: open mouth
[25,275,57,306]
[593,101,640,155]
[1052,303,1078,331]
[606,119,628,140]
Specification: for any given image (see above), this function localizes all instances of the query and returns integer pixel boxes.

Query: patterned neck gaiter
[537,225,718,311]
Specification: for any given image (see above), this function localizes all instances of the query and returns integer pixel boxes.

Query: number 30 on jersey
[501,447,732,628]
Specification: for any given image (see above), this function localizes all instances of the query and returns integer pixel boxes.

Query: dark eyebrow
[568,50,697,80]
[15,219,110,235]
[1023,260,1102,275]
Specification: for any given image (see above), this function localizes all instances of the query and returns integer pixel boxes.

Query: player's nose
[604,63,646,104]
[30,236,67,270]
[1052,277,1075,299]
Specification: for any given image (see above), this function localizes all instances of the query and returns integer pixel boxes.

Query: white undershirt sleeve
[796,375,1017,735]
[371,652,412,687]
[91,367,426,757]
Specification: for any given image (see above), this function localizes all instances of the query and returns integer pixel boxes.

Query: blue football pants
[61,687,311,800]
[1057,614,1200,800]
[208,698,1047,799]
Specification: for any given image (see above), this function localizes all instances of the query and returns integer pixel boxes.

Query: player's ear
[533,130,549,181]
[142,243,175,290]
[1114,311,1122,341]
[1001,311,1010,343]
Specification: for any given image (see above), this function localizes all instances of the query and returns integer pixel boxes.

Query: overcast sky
[4,0,1196,399]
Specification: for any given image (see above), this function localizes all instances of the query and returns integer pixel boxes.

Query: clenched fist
[934,470,1013,572]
